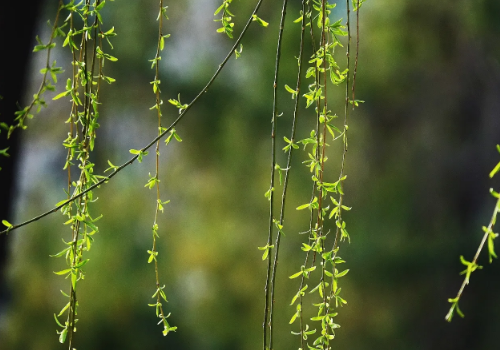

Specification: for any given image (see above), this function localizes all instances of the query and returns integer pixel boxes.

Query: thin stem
[285,4,307,348]
[0,0,267,237]
[331,0,350,252]
[322,3,351,343]
[317,1,329,345]
[309,0,322,269]
[264,2,289,348]
[68,1,100,346]
[351,0,359,107]
[66,8,76,204]
[67,2,93,347]
[9,0,63,137]
[447,196,500,317]
[267,1,307,349]
[150,0,171,334]
[315,0,329,240]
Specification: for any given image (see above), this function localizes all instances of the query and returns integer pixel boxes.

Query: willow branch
[268,0,307,349]
[263,1,289,348]
[446,195,500,320]
[0,0,266,236]
[351,0,360,107]
[331,0,351,252]
[8,0,64,138]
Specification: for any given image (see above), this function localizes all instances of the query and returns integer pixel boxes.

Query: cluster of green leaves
[52,207,102,343]
[46,1,117,348]
[446,144,500,322]
[2,0,365,348]
[214,0,268,39]
[353,0,365,11]
[214,0,236,38]
[258,0,363,348]
[144,1,177,336]
[2,7,66,138]
[279,1,363,348]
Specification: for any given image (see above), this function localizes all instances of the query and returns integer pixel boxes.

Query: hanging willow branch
[0,0,267,237]
[262,0,290,348]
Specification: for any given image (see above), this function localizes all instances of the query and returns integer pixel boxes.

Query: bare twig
[263,1,289,348]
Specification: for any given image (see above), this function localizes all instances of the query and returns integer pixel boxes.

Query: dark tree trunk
[0,0,44,310]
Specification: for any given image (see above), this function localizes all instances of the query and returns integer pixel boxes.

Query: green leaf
[58,302,71,317]
[105,53,118,62]
[455,303,465,318]
[310,315,324,321]
[2,220,12,228]
[104,160,119,173]
[53,90,71,100]
[258,244,273,260]
[264,187,274,201]
[147,250,158,263]
[214,3,225,16]
[54,314,64,327]
[234,44,243,59]
[103,26,115,36]
[96,0,106,11]
[53,268,72,276]
[163,326,177,336]
[50,247,70,258]
[296,203,310,210]
[488,231,498,263]
[145,176,158,189]
[173,130,182,142]
[490,188,500,199]
[252,14,269,27]
[262,248,269,260]
[59,327,68,343]
[168,94,188,113]
[301,243,312,251]
[129,149,148,162]
[349,99,365,107]
[335,269,349,278]
[165,129,182,145]
[489,161,500,178]
[284,84,297,99]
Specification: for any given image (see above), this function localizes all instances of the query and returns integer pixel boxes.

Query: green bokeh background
[2,0,500,349]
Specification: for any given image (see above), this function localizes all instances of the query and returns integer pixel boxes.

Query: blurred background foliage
[1,0,500,349]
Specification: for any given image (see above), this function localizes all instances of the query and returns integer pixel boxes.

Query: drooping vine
[144,1,177,336]
[47,1,115,348]
[3,0,499,348]
[3,0,65,139]
[262,0,290,349]
[0,1,271,238]
[0,1,367,349]
[446,145,500,321]
[1,0,271,347]
[284,1,364,348]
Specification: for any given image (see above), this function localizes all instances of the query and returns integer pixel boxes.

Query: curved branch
[0,0,266,236]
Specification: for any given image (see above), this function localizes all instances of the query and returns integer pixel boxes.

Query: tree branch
[0,0,266,236]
